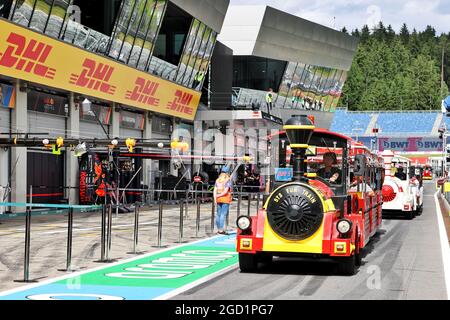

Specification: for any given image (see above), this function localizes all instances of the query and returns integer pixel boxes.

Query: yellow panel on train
[262,219,325,254]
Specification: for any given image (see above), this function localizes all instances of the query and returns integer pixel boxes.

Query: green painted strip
[56,245,238,289]
[0,235,238,300]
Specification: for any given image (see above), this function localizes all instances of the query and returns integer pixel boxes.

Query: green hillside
[340,23,450,111]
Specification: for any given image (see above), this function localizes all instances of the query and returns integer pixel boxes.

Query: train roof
[392,155,411,163]
[269,128,352,142]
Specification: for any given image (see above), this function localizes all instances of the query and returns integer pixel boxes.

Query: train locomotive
[381,151,424,219]
[235,115,384,275]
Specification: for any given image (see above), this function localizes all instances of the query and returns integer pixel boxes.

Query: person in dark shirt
[317,152,342,184]
[395,165,407,181]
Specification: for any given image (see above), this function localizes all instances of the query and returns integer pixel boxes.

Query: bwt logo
[126,77,160,106]
[70,58,116,95]
[167,90,194,115]
[0,32,56,79]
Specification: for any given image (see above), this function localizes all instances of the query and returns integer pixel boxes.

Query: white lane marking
[27,293,124,300]
[153,263,239,300]
[0,235,227,298]
[434,192,450,300]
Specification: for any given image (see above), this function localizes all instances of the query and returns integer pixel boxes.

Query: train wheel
[239,253,258,273]
[260,253,273,265]
[416,205,423,216]
[355,237,362,267]
[406,210,414,220]
[337,255,356,276]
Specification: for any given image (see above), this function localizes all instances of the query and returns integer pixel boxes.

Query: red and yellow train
[423,165,433,181]
[236,115,384,275]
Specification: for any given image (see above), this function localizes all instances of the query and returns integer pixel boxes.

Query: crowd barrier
[0,188,268,283]
[0,202,101,282]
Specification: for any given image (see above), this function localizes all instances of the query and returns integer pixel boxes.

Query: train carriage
[423,165,433,181]
[236,115,384,275]
[381,151,423,219]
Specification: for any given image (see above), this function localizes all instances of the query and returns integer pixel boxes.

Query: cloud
[229,0,450,34]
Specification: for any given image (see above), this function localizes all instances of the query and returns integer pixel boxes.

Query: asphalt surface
[173,183,448,300]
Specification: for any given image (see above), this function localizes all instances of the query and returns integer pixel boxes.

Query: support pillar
[170,117,178,177]
[111,103,120,139]
[11,80,27,210]
[143,112,153,189]
[66,93,79,204]
[193,120,203,174]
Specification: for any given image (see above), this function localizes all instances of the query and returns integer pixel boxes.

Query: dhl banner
[0,19,201,121]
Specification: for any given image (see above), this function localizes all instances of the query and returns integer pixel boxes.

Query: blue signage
[275,168,293,182]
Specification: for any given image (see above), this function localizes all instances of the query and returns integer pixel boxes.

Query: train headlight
[337,219,352,234]
[237,216,251,231]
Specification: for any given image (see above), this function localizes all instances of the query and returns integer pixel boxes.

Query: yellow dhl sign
[0,19,201,121]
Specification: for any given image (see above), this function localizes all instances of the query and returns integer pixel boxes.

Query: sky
[229,0,450,34]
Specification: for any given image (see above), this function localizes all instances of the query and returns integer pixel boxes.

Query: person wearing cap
[317,152,342,184]
[395,165,407,181]
[213,166,233,235]
[193,71,205,90]
[265,88,274,114]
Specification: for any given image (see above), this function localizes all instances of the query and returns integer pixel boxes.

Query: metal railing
[336,108,442,114]
[0,188,267,283]
[0,202,101,282]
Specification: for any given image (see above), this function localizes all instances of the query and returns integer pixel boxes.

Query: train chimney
[283,115,315,182]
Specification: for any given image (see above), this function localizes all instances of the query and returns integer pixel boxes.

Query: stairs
[365,114,379,136]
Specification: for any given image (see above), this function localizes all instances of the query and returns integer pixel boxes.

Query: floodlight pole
[82,99,110,140]
[440,122,447,177]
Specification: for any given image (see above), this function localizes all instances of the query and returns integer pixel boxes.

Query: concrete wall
[219,5,359,71]
[209,41,233,110]
[170,0,230,33]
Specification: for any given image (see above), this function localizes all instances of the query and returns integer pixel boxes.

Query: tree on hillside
[400,23,410,45]
[360,25,370,43]
[372,21,387,42]
[352,28,361,38]
[386,25,396,43]
[339,23,450,111]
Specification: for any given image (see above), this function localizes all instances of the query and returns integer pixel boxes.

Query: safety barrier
[0,202,101,282]
[0,188,268,284]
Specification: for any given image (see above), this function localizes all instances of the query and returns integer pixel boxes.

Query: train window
[285,146,345,188]
[308,149,344,187]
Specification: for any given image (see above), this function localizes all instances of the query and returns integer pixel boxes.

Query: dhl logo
[166,90,194,116]
[0,32,56,79]
[70,58,116,95]
[126,77,160,106]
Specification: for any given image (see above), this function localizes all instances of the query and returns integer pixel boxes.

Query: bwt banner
[353,137,443,152]
[378,137,443,152]
[0,20,200,120]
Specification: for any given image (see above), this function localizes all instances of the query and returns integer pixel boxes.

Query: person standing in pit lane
[213,166,233,235]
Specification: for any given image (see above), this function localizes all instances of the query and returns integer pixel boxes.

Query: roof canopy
[218,5,359,71]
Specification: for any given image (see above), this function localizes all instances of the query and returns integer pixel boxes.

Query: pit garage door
[28,112,66,137]
[27,151,65,204]
[120,128,142,139]
[80,121,110,139]
[0,107,9,133]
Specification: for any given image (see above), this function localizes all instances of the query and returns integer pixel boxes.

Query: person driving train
[317,152,342,184]
[395,165,407,181]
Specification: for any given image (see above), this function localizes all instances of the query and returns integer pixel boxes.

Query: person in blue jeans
[213,166,233,235]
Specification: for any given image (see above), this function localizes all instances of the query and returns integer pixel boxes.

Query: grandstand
[331,109,443,137]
